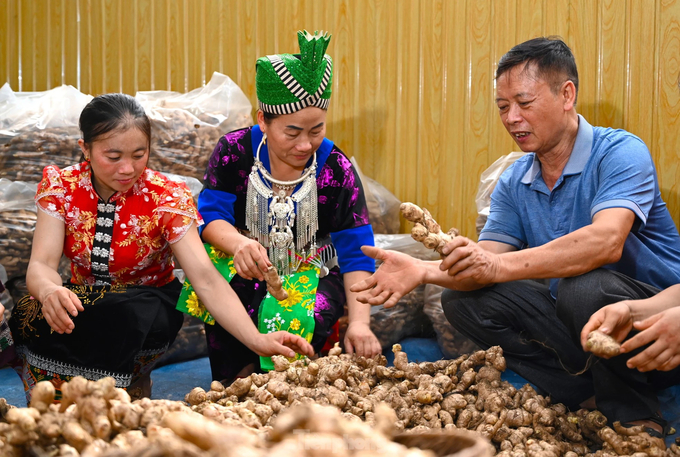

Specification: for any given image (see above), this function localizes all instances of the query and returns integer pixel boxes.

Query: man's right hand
[233,239,271,281]
[41,286,84,334]
[349,246,424,308]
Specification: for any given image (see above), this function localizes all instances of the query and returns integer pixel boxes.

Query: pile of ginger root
[1,345,678,457]
[0,374,439,456]
[184,344,678,457]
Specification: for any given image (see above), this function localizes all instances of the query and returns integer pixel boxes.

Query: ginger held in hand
[585,330,621,358]
[400,202,459,255]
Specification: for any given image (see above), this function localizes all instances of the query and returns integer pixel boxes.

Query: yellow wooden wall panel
[19,1,34,91]
[543,0,570,40]
[1,2,10,89]
[489,0,522,164]
[515,0,544,43]
[656,0,680,221]
[442,0,470,232]
[135,0,151,92]
[624,0,656,145]
[465,0,493,237]
[78,0,90,94]
[391,0,420,209]
[568,0,600,124]
[418,0,443,214]
[373,0,398,195]
[2,0,680,232]
[597,0,627,128]
[63,0,78,88]
[48,0,62,89]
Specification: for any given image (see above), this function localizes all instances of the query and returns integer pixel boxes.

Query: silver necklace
[245,133,319,276]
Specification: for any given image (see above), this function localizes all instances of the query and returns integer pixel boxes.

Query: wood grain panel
[19,0,35,91]
[542,0,570,39]
[135,0,151,93]
[102,0,120,93]
[63,0,78,88]
[439,0,467,232]
[391,0,420,208]
[373,0,398,195]
[656,0,680,221]
[418,0,444,211]
[597,0,627,128]
[570,0,597,122]
[489,0,521,166]
[515,0,543,43]
[48,0,62,89]
[353,0,378,177]
[464,0,493,237]
[624,0,656,146]
[2,1,20,90]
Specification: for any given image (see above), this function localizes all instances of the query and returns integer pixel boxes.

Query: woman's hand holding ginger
[40,286,84,334]
[250,331,314,358]
[233,238,271,281]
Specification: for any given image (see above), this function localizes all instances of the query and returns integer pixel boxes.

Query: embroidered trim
[167,222,194,245]
[155,207,200,220]
[0,318,13,351]
[16,346,133,387]
[36,203,65,221]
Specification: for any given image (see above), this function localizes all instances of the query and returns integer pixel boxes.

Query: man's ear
[562,80,577,111]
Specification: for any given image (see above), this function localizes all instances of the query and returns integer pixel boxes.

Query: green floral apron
[176,244,318,371]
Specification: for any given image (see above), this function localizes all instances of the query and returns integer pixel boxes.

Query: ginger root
[400,202,459,254]
[586,330,621,358]
[263,266,288,301]
[29,381,56,413]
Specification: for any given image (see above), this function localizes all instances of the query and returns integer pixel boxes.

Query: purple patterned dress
[198,126,375,382]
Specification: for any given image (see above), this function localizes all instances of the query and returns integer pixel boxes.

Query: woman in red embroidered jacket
[4,93,312,402]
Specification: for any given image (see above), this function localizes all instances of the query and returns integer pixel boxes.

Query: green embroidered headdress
[256,30,333,115]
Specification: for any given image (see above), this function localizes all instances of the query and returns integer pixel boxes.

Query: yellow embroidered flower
[228,264,237,276]
[298,275,309,284]
[289,319,301,331]
[185,291,205,318]
[210,246,229,259]
[279,288,303,308]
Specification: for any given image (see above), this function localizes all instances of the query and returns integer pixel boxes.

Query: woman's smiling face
[79,126,149,201]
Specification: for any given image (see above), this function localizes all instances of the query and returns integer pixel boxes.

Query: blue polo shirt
[480,115,680,297]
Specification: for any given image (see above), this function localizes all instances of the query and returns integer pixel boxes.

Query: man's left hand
[439,236,501,285]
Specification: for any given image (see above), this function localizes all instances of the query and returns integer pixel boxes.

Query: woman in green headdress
[195,31,381,382]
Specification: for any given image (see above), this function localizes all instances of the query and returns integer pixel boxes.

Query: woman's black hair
[79,93,151,144]
[262,111,280,122]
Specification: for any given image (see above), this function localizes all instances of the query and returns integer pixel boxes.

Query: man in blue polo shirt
[351,37,680,434]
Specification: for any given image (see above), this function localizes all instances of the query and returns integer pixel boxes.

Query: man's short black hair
[496,37,579,103]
